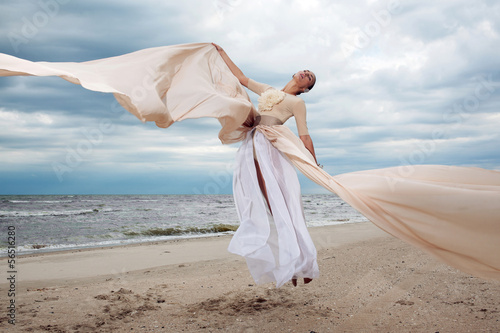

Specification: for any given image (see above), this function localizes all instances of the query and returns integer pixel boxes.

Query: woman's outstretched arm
[300,134,318,165]
[212,43,249,87]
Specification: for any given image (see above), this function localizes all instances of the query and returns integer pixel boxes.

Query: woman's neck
[281,81,300,96]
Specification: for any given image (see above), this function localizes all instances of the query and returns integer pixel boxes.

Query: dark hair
[308,78,316,91]
[297,78,316,96]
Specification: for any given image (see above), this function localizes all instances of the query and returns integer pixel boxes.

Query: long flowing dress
[229,79,320,286]
[1,43,500,286]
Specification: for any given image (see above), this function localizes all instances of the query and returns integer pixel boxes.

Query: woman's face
[293,70,316,90]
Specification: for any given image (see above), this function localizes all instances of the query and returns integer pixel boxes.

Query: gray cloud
[0,0,498,194]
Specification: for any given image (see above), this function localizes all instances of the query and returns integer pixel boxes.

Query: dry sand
[1,222,499,332]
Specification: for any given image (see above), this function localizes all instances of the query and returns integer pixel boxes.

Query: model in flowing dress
[212,43,320,286]
[1,43,499,286]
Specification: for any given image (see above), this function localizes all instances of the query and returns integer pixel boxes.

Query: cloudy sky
[0,0,498,195]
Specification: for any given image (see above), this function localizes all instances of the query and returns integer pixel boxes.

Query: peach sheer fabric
[1,43,499,281]
[258,125,500,281]
[0,43,256,144]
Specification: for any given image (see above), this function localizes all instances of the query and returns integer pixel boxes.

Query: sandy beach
[1,222,499,332]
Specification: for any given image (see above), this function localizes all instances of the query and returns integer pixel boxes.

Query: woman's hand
[212,43,223,52]
[211,43,249,87]
[300,134,318,165]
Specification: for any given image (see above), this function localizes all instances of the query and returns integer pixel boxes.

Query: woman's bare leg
[254,159,272,214]
[253,135,312,286]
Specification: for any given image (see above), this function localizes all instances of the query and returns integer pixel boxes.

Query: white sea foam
[0,207,119,217]
[3,232,234,256]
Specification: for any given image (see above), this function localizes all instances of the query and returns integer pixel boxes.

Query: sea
[0,194,368,256]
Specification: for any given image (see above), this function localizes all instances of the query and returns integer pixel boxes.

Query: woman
[213,43,320,287]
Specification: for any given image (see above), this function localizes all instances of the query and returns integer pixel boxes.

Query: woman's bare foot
[291,278,312,286]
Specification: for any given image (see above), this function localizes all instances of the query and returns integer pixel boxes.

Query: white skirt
[228,129,319,287]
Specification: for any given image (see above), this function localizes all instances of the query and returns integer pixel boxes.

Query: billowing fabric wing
[258,125,500,280]
[0,43,256,143]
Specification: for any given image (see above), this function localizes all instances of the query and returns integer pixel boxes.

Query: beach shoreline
[4,221,370,257]
[1,222,499,332]
[0,223,384,287]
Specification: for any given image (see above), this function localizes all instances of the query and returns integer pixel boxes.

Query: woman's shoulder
[248,78,273,95]
[286,94,305,106]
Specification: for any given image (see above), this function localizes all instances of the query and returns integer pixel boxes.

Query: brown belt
[254,115,283,127]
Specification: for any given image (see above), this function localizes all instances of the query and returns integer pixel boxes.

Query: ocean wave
[4,199,74,204]
[124,224,238,237]
[0,240,138,256]
[0,208,119,218]
[0,230,237,256]
[0,220,366,257]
